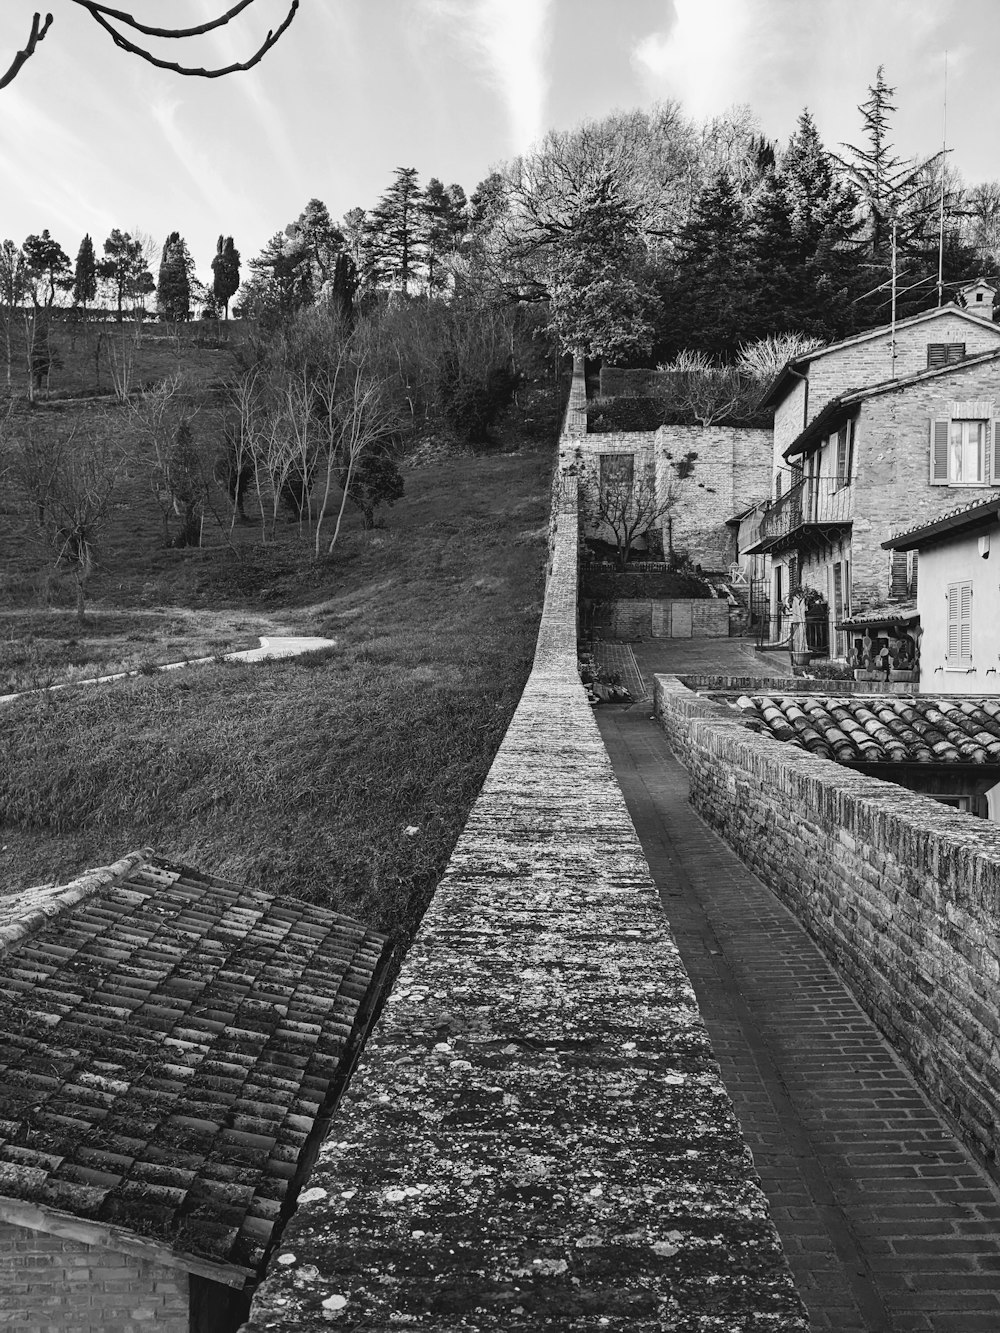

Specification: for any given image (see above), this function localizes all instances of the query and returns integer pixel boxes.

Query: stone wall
[573,423,771,572]
[656,424,771,570]
[597,598,730,640]
[0,1222,189,1332]
[239,359,807,1333]
[655,674,1000,1168]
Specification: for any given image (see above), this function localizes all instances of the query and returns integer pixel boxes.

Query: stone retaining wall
[655,674,1000,1169]
[596,598,730,640]
[239,358,807,1332]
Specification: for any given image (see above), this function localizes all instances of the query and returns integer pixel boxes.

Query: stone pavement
[596,693,1000,1333]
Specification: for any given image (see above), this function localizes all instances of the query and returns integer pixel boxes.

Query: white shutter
[960,582,973,663]
[993,421,1000,483]
[946,584,959,660]
[930,420,950,484]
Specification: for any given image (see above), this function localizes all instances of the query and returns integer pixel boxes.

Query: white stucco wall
[916,519,1000,694]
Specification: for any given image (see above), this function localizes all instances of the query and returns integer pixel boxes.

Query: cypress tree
[157,231,192,322]
[72,234,97,310]
[211,235,241,319]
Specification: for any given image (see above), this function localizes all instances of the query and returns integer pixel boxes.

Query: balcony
[743,476,853,556]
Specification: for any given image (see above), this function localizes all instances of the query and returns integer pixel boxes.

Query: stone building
[884,494,1000,695]
[0,851,387,1333]
[745,304,1000,655]
[576,424,772,573]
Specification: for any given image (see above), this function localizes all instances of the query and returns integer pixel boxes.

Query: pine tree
[22,230,72,308]
[72,234,97,310]
[211,235,241,319]
[747,111,862,339]
[98,230,154,320]
[656,173,759,360]
[157,232,193,322]
[547,170,657,362]
[285,200,342,290]
[418,180,467,294]
[366,167,423,296]
[835,67,944,263]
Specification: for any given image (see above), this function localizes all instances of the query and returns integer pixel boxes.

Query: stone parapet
[655,673,1000,1170]
[239,367,807,1333]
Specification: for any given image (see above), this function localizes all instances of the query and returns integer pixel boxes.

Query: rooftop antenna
[937,51,948,307]
[891,215,898,375]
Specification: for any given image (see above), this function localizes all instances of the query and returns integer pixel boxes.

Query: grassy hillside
[1,327,561,941]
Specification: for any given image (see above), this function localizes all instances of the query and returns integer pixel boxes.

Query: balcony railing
[744,476,853,555]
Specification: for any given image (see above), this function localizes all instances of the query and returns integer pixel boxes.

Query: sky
[1,0,999,288]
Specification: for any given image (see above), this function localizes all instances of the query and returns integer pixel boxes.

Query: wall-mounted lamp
[979,533,991,558]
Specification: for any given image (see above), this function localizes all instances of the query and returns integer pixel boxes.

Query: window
[946,580,972,666]
[834,420,854,488]
[599,453,633,489]
[930,417,996,485]
[927,342,965,368]
[951,420,986,482]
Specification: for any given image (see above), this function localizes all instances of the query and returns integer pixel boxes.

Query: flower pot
[854,669,882,681]
[888,669,917,683]
[790,649,813,668]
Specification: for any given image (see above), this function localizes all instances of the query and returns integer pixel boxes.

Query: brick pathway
[593,639,648,701]
[596,704,1000,1333]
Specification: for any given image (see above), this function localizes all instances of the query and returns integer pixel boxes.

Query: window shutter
[930,419,950,483]
[960,582,973,661]
[836,427,848,485]
[993,421,1000,482]
[927,343,966,368]
[946,584,959,659]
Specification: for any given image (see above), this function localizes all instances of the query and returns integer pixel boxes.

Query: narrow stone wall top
[240,393,807,1331]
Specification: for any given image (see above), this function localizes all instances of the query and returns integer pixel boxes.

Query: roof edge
[784,347,1000,459]
[0,849,154,956]
[883,496,1000,551]
[0,1194,255,1289]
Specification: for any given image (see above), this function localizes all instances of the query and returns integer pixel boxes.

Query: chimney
[958,278,997,321]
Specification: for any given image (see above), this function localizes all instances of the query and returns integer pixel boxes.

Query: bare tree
[583,461,677,571]
[10,417,128,621]
[1,3,300,90]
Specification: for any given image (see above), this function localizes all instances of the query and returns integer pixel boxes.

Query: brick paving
[596,700,1000,1333]
[593,639,649,701]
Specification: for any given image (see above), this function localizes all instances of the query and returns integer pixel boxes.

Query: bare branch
[70,0,261,40]
[0,13,53,91]
[1,2,299,87]
[77,0,300,79]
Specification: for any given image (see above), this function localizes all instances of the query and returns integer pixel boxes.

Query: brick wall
[597,597,729,640]
[850,359,1000,609]
[655,674,1000,1168]
[771,314,1000,465]
[807,313,1000,424]
[574,424,771,572]
[0,1222,189,1332]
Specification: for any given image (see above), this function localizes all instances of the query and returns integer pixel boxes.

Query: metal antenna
[938,51,949,306]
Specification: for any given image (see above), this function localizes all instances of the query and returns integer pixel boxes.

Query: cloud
[632,0,761,119]
[418,0,555,153]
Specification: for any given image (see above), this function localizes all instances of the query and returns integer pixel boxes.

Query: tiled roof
[0,852,387,1275]
[734,694,1000,764]
[837,603,918,629]
[883,493,1000,550]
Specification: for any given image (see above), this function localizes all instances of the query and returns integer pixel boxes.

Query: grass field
[1,324,561,942]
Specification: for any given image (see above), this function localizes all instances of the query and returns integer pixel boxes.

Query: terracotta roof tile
[735,694,1000,765]
[0,853,387,1276]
